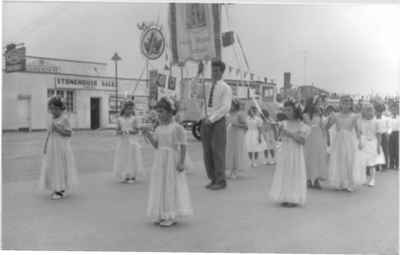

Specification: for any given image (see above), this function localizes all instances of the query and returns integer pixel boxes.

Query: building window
[47,89,75,112]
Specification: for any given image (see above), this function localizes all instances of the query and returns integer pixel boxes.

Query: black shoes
[208,181,227,190]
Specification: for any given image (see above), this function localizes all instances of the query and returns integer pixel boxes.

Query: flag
[222,31,235,47]
[169,3,221,63]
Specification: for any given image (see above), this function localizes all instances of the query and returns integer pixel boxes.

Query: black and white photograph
[2,0,399,253]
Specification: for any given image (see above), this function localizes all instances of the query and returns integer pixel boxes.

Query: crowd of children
[39,94,399,226]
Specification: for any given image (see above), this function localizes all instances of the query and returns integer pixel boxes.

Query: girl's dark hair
[48,96,66,111]
[326,105,336,113]
[155,97,179,115]
[248,106,257,115]
[231,99,241,112]
[373,102,385,114]
[283,100,303,120]
[276,112,288,121]
[303,97,321,120]
[120,100,135,116]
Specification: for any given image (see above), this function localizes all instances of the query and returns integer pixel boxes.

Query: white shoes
[159,220,176,227]
[368,179,375,187]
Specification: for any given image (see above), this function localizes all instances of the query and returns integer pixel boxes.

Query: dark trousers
[200,117,226,184]
[389,131,399,169]
[381,133,390,169]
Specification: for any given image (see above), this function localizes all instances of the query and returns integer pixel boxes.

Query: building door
[90,98,100,129]
[17,97,31,131]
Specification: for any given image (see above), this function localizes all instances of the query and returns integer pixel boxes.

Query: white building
[3,55,149,131]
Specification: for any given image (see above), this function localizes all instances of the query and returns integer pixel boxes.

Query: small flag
[222,31,235,47]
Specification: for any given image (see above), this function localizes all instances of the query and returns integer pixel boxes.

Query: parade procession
[2,2,399,254]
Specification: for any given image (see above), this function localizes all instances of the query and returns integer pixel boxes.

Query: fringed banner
[169,3,221,64]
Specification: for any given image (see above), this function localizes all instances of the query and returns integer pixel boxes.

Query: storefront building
[3,55,148,131]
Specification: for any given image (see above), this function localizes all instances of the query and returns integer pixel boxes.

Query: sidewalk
[2,163,398,253]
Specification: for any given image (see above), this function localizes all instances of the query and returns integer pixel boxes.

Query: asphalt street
[2,131,398,253]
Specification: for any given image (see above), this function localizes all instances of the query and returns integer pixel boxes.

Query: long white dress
[246,116,267,153]
[113,116,144,181]
[39,114,78,192]
[270,120,309,205]
[353,118,379,185]
[328,113,361,189]
[147,122,193,221]
[303,115,329,182]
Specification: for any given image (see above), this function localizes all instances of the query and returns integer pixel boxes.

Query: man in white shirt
[200,60,232,190]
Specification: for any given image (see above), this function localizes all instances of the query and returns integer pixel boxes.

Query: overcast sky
[3,2,400,95]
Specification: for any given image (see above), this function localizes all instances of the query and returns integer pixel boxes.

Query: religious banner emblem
[140,25,165,60]
[169,3,221,64]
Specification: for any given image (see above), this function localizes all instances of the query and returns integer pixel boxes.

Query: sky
[3,1,400,96]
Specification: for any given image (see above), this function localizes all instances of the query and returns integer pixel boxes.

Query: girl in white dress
[325,95,362,192]
[142,97,193,227]
[355,103,381,187]
[226,99,249,179]
[375,104,389,170]
[113,100,143,183]
[40,97,78,200]
[303,96,328,189]
[270,99,309,207]
[261,109,277,165]
[246,106,267,167]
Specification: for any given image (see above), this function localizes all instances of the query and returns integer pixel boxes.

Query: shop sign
[5,47,26,73]
[55,76,117,90]
[26,58,60,73]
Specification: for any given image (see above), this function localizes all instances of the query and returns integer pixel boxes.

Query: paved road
[2,131,398,253]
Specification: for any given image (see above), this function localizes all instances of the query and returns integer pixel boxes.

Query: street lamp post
[111,52,122,113]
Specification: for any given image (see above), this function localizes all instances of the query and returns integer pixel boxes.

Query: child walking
[142,97,193,227]
[355,103,381,187]
[270,99,309,207]
[261,109,277,165]
[326,95,362,192]
[113,100,143,183]
[246,106,267,167]
[40,96,78,200]
[303,96,328,189]
[226,99,249,179]
[375,103,390,171]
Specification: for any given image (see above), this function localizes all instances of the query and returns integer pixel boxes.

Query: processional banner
[169,3,221,64]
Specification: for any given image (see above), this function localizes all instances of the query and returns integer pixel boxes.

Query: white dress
[328,113,362,189]
[147,122,193,221]
[39,114,78,192]
[353,118,379,185]
[246,116,267,152]
[270,120,309,205]
[113,116,144,181]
